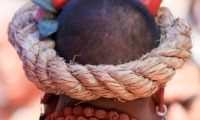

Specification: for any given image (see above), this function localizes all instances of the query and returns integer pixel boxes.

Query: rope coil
[8,2,192,101]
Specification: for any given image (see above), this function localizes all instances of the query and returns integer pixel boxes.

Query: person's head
[51,0,162,119]
[7,0,193,119]
[55,0,160,65]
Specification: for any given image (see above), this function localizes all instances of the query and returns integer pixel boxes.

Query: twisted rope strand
[8,3,192,101]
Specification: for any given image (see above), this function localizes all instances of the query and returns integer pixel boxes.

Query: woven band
[8,2,192,101]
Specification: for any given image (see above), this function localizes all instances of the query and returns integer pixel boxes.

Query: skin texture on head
[55,0,160,65]
[43,0,164,120]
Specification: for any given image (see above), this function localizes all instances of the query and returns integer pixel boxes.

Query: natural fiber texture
[8,2,192,101]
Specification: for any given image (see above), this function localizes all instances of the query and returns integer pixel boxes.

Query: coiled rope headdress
[8,2,192,101]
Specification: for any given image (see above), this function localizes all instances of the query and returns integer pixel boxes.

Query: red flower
[140,0,162,16]
[52,0,70,11]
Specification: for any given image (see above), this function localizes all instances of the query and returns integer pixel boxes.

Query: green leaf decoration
[38,18,59,39]
[31,0,56,13]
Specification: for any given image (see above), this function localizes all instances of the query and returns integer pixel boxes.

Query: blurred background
[0,0,200,120]
[0,0,41,120]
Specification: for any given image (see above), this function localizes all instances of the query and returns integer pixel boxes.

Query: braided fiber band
[8,2,192,101]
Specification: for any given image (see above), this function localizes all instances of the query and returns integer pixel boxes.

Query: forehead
[164,63,200,103]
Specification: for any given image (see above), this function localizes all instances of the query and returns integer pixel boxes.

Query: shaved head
[54,0,160,65]
[45,1,162,119]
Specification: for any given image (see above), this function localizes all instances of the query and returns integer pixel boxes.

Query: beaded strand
[47,106,136,120]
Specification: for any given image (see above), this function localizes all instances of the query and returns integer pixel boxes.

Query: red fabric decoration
[52,0,70,11]
[51,0,162,15]
[140,0,162,16]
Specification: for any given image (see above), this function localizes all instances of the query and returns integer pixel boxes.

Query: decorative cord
[8,2,192,101]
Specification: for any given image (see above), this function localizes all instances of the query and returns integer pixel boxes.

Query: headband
[8,2,192,101]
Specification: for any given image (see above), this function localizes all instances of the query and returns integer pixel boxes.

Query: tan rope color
[8,2,192,101]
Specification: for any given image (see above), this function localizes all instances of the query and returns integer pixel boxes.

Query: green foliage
[38,18,59,39]
[31,0,56,13]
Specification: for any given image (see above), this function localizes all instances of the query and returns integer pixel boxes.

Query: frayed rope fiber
[8,2,192,101]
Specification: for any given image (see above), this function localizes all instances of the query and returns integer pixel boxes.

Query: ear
[152,87,165,112]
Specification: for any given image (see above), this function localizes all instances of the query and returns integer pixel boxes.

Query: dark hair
[54,0,160,65]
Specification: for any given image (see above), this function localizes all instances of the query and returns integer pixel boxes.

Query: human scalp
[54,0,160,65]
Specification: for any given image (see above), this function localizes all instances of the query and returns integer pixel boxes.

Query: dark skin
[43,90,164,120]
[43,0,165,119]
